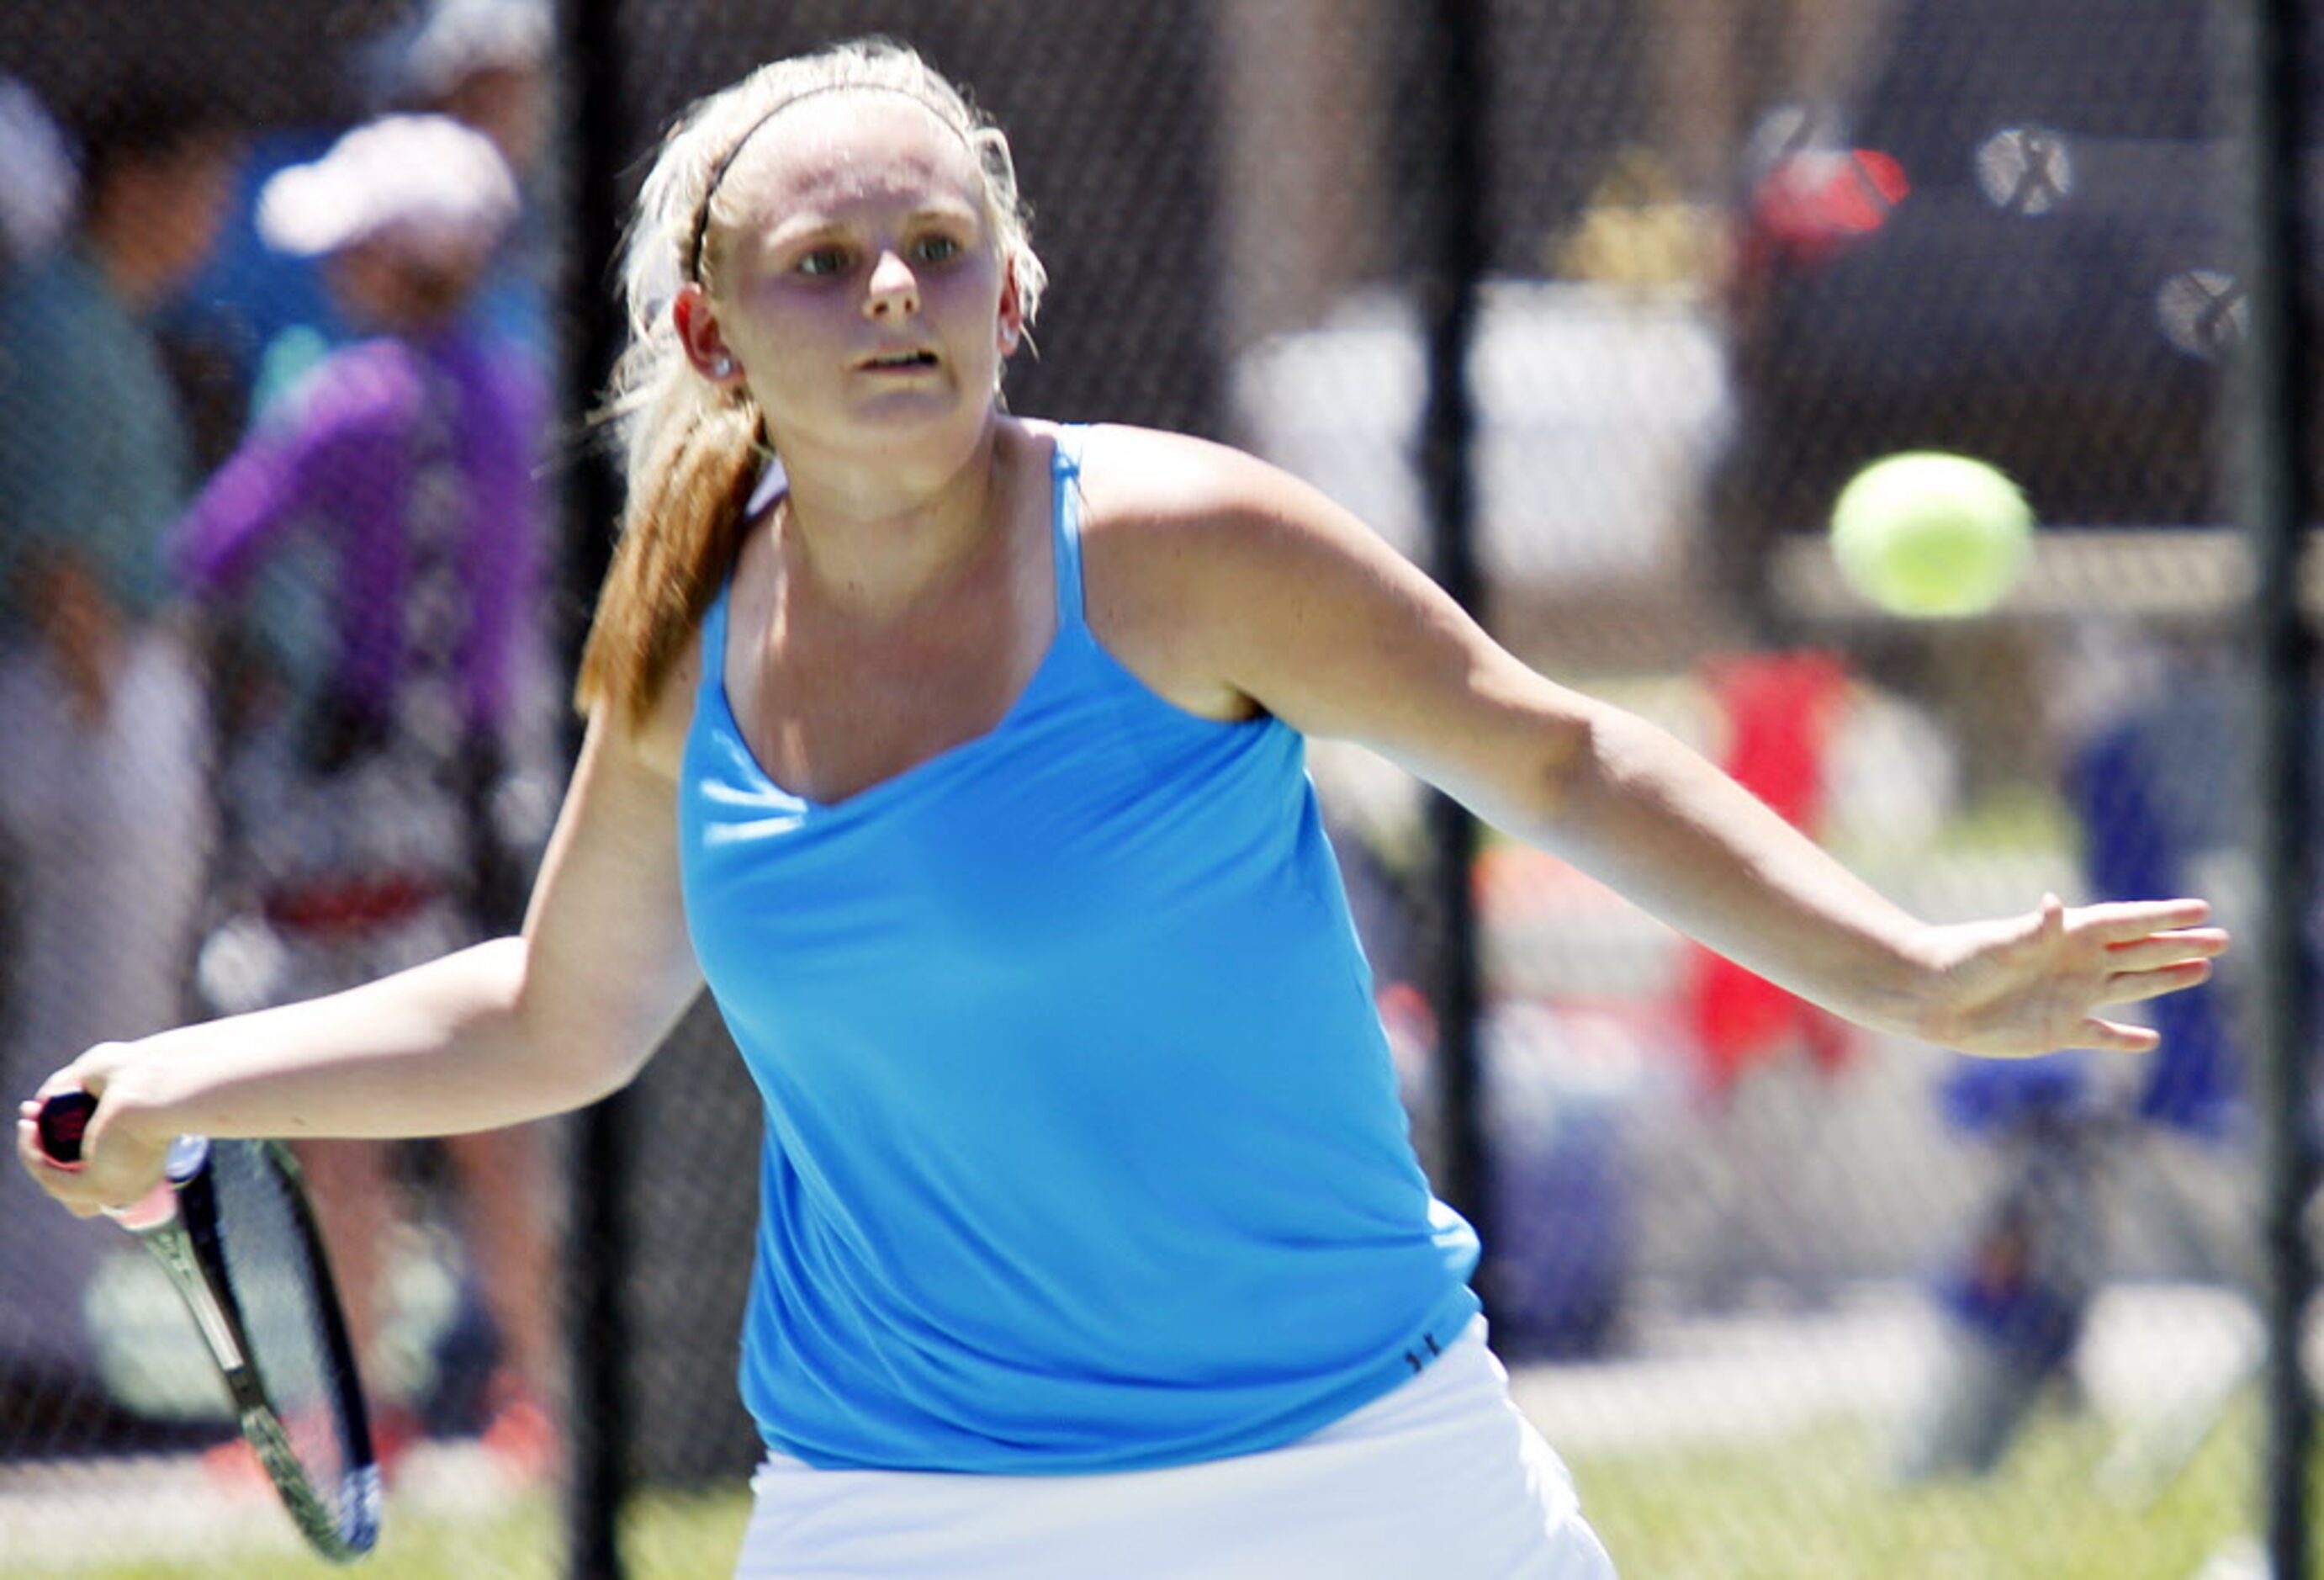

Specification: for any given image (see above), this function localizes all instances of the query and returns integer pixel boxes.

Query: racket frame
[39,1100,383,1561]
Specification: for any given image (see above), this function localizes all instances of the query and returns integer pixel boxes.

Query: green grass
[48,1493,561,1579]
[44,1406,2273,1578]
[38,1483,754,1579]
[1570,1406,2264,1580]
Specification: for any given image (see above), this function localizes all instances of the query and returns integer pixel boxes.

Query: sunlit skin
[668,95,1042,803]
[675,97,1022,523]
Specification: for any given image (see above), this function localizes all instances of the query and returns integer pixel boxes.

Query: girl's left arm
[1110,431,2226,1059]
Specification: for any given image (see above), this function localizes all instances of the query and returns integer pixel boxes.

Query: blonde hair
[574,37,1047,729]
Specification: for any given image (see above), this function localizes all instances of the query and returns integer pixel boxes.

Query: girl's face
[700,94,1019,453]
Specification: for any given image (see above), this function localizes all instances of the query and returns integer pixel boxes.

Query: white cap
[257,114,517,260]
[0,77,74,259]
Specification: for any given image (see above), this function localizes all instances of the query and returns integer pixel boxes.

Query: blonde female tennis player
[23,38,2226,1578]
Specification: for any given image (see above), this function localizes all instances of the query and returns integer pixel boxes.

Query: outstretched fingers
[2073,1017,2166,1055]
[2083,906,2228,1000]
[1935,896,2230,1060]
[2099,925,2229,971]
[2073,899,2229,1037]
[2102,957,2218,1006]
[2073,897,2218,943]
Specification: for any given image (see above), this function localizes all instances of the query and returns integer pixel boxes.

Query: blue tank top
[679,427,1480,1473]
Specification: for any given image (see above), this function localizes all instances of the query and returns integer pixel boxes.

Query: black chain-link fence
[1,2,2314,1576]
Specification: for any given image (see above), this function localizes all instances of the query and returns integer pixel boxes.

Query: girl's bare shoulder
[1066,422,1416,614]
[1067,423,1294,535]
[1060,422,1440,723]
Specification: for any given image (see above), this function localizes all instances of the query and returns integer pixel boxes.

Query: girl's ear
[997,270,1024,356]
[673,283,744,383]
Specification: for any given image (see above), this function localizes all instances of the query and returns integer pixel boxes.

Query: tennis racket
[36,1090,383,1562]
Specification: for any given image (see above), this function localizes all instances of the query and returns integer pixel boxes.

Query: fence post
[2224,3,2320,1575]
[1416,0,1494,1295]
[557,0,633,1573]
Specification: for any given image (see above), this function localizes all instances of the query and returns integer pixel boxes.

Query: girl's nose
[865,249,920,317]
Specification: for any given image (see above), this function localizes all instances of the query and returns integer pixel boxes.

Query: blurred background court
[0,1,2316,1575]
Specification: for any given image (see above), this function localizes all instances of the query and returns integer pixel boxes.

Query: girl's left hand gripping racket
[37,1090,384,1562]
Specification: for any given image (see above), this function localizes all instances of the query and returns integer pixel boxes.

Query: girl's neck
[774,416,1023,622]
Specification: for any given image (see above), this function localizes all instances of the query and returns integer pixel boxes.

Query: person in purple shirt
[168,113,560,1478]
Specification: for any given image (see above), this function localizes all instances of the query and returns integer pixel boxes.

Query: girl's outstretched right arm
[17,689,707,1219]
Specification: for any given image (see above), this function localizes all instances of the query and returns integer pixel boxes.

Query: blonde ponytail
[570,384,760,729]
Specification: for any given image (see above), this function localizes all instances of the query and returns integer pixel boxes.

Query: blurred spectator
[0,74,242,1442]
[167,114,560,1477]
[146,3,566,1471]
[1898,1048,2106,1480]
[1899,641,2273,1481]
[169,0,555,429]
[1675,649,1858,1309]
[386,0,551,175]
[376,0,555,366]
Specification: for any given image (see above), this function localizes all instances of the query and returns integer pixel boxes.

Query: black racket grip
[35,1091,96,1167]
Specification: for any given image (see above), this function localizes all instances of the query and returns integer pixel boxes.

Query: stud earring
[710,354,735,378]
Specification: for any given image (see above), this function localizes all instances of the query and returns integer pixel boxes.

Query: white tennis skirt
[734,1318,1617,1578]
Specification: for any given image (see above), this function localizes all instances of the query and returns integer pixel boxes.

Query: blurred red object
[1685,650,1855,1100]
[1752,148,1908,257]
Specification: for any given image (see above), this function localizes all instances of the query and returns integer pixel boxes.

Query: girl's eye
[912,234,963,265]
[796,246,850,278]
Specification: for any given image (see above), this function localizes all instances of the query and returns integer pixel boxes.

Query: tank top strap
[1049,424,1087,631]
[697,577,733,706]
[698,456,782,706]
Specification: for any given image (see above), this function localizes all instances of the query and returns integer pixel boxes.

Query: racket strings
[206,1142,375,1545]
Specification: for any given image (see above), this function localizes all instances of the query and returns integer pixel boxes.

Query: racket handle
[35,1090,97,1169]
[34,1090,183,1231]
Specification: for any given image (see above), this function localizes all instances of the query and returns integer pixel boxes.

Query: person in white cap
[253,112,519,271]
[390,0,552,177]
[384,0,554,366]
[167,112,560,1481]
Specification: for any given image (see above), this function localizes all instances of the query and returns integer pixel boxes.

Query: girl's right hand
[14,1045,174,1218]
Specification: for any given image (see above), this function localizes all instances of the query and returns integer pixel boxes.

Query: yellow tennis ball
[1829,452,2034,618]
